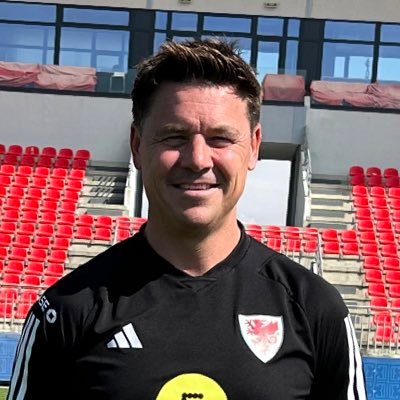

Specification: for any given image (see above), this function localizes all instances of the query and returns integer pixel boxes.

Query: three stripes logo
[106,323,143,349]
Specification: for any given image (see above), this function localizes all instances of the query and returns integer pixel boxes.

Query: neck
[144,217,241,276]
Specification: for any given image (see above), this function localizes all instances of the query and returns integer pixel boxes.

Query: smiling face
[131,82,261,233]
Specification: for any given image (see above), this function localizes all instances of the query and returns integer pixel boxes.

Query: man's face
[131,82,261,231]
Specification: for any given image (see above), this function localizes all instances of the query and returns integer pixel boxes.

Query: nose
[180,134,213,172]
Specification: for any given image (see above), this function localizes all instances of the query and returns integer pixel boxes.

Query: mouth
[172,183,220,190]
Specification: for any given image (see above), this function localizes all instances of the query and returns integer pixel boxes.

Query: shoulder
[248,238,348,320]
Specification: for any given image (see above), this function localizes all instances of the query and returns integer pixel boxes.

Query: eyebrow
[158,123,241,136]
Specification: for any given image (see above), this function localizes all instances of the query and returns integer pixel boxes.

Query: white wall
[0,91,132,164]
[18,0,400,23]
[306,107,400,176]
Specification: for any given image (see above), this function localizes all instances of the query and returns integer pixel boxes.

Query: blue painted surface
[364,356,400,400]
[0,333,19,382]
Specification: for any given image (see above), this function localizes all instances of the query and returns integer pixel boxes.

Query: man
[7,39,366,400]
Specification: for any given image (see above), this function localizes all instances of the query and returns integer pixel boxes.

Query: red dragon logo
[239,314,284,363]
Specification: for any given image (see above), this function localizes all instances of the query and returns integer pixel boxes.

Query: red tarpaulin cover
[0,62,40,87]
[34,65,97,91]
[262,74,306,102]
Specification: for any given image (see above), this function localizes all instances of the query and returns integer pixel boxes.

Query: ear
[130,125,142,170]
[248,124,262,171]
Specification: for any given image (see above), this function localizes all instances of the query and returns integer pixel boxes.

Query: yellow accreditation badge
[156,373,228,400]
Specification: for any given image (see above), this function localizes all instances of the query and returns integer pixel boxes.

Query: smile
[174,183,220,190]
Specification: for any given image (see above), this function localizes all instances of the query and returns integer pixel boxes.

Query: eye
[207,136,233,147]
[162,135,187,147]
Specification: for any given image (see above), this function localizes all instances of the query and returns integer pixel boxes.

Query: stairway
[307,178,368,307]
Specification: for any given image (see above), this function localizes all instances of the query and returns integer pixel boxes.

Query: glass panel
[322,42,373,81]
[172,36,195,43]
[201,35,251,63]
[203,16,251,33]
[154,32,167,53]
[0,24,55,64]
[0,2,56,22]
[378,45,400,82]
[257,17,283,36]
[60,27,129,72]
[155,11,168,30]
[285,40,298,74]
[171,12,197,31]
[381,24,400,43]
[256,41,280,82]
[63,8,129,26]
[287,19,300,37]
[325,21,375,41]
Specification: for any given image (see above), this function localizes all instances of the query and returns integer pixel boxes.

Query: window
[155,11,168,30]
[256,41,280,80]
[63,8,129,26]
[60,28,129,72]
[285,40,298,74]
[378,45,400,82]
[0,2,56,22]
[322,42,373,81]
[257,18,283,36]
[0,23,55,64]
[325,21,375,41]
[171,12,197,31]
[203,16,251,34]
[381,24,400,43]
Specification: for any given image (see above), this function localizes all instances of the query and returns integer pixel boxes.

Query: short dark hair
[131,38,261,130]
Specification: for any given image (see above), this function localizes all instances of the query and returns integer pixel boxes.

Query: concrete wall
[18,0,400,23]
[306,106,400,177]
[0,91,132,164]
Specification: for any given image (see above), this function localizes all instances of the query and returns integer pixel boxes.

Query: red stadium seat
[94,228,112,242]
[30,176,47,189]
[31,236,51,250]
[370,186,386,198]
[47,250,67,264]
[0,303,14,319]
[302,240,318,254]
[43,275,60,287]
[352,196,369,209]
[0,222,16,235]
[322,241,340,255]
[0,288,18,304]
[3,273,21,285]
[43,188,61,202]
[386,271,400,284]
[368,283,386,297]
[51,237,71,251]
[62,189,79,203]
[373,208,390,221]
[71,158,87,170]
[57,213,76,227]
[25,261,45,276]
[361,243,379,257]
[321,228,339,242]
[12,176,29,188]
[19,288,39,304]
[22,275,41,287]
[349,165,364,176]
[55,225,74,239]
[4,260,24,274]
[0,164,15,176]
[7,144,23,156]
[36,223,54,238]
[64,180,83,193]
[36,156,53,168]
[17,222,35,236]
[19,155,36,167]
[381,244,398,258]
[366,166,382,177]
[15,303,32,319]
[388,198,400,210]
[58,147,74,159]
[365,269,384,284]
[384,167,399,179]
[284,238,301,253]
[377,232,396,245]
[375,220,393,233]
[282,226,301,239]
[51,167,68,180]
[385,176,400,188]
[76,214,94,227]
[116,228,130,242]
[375,326,395,343]
[383,257,400,271]
[388,187,400,200]
[74,149,91,160]
[0,233,12,247]
[342,242,360,257]
[340,230,358,243]
[265,237,282,252]
[370,197,388,209]
[13,234,31,248]
[41,146,57,158]
[23,145,40,157]
[27,248,47,263]
[25,188,43,201]
[44,263,64,277]
[32,166,50,179]
[349,174,365,186]
[372,312,393,326]
[15,165,33,177]
[359,231,377,244]
[58,200,77,214]
[367,175,383,187]
[69,168,85,181]
[95,215,113,229]
[39,211,57,225]
[355,208,372,221]
[2,209,19,223]
[8,247,27,261]
[53,157,70,169]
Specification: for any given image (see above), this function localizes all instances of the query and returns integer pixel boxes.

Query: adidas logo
[106,323,143,349]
